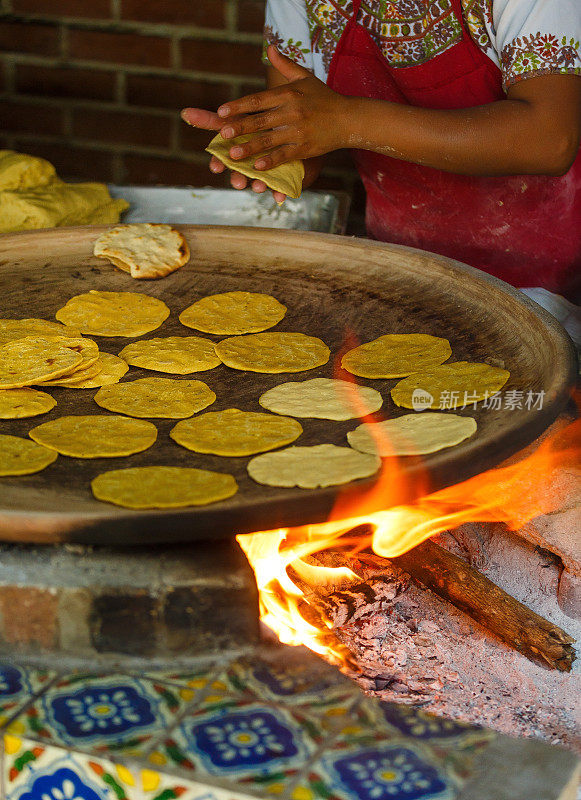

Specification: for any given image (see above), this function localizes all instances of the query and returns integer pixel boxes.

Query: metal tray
[109,186,351,234]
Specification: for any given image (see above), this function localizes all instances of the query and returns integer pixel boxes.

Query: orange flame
[237,367,580,662]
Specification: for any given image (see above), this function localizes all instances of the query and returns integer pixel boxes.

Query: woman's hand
[181,46,349,177]
[215,46,350,170]
[208,155,287,203]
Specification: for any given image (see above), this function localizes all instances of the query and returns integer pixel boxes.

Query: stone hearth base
[1,645,579,800]
[0,539,259,669]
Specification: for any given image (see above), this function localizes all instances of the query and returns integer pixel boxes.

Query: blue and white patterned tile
[218,648,357,709]
[0,663,56,728]
[141,657,222,692]
[356,699,495,773]
[140,766,258,800]
[3,734,139,800]
[299,741,456,800]
[375,703,485,745]
[7,673,193,757]
[152,700,319,796]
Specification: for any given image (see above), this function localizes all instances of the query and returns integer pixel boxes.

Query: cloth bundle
[0,150,129,232]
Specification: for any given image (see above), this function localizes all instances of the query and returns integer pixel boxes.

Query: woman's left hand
[181,45,350,170]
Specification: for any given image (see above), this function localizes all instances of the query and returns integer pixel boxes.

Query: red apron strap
[327,0,367,91]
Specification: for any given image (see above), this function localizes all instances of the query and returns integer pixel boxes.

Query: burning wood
[288,535,574,671]
[392,539,575,671]
[237,403,579,675]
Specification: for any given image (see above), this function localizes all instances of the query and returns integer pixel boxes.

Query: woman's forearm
[343,76,581,177]
[186,50,581,180]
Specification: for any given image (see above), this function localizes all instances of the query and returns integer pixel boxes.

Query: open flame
[237,363,579,663]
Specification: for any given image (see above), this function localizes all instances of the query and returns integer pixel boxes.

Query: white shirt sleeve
[263,0,315,73]
[491,0,581,88]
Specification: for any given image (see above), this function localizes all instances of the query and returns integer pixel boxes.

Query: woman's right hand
[209,155,287,203]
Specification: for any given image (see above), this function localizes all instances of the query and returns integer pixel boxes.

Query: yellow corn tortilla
[39,359,103,387]
[91,466,238,509]
[31,336,100,374]
[119,336,221,374]
[247,443,381,489]
[391,362,510,409]
[170,408,303,456]
[259,377,383,421]
[0,388,56,419]
[341,334,452,379]
[29,415,157,458]
[0,434,58,476]
[0,319,81,348]
[0,338,82,389]
[94,223,190,280]
[215,332,330,374]
[347,413,477,456]
[206,134,304,199]
[179,291,287,335]
[95,377,216,419]
[64,353,129,389]
[55,291,170,337]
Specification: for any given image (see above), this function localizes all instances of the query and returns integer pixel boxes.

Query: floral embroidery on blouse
[306,1,353,72]
[502,32,581,87]
[305,0,463,71]
[264,0,581,90]
[460,0,494,55]
[263,24,311,64]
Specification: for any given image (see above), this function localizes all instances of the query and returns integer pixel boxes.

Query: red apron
[326,0,581,302]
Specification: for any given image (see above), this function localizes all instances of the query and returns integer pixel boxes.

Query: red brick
[122,153,226,186]
[0,587,58,649]
[13,0,112,17]
[72,107,172,148]
[127,74,230,111]
[0,20,60,56]
[15,63,116,101]
[0,100,65,136]
[237,0,266,33]
[13,138,117,181]
[181,39,263,77]
[121,0,225,28]
[69,28,171,68]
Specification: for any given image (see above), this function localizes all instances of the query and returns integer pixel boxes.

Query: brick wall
[0,0,364,223]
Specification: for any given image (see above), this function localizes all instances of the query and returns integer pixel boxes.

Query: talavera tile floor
[0,645,500,800]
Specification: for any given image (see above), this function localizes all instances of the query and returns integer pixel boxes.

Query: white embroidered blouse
[263,0,581,90]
